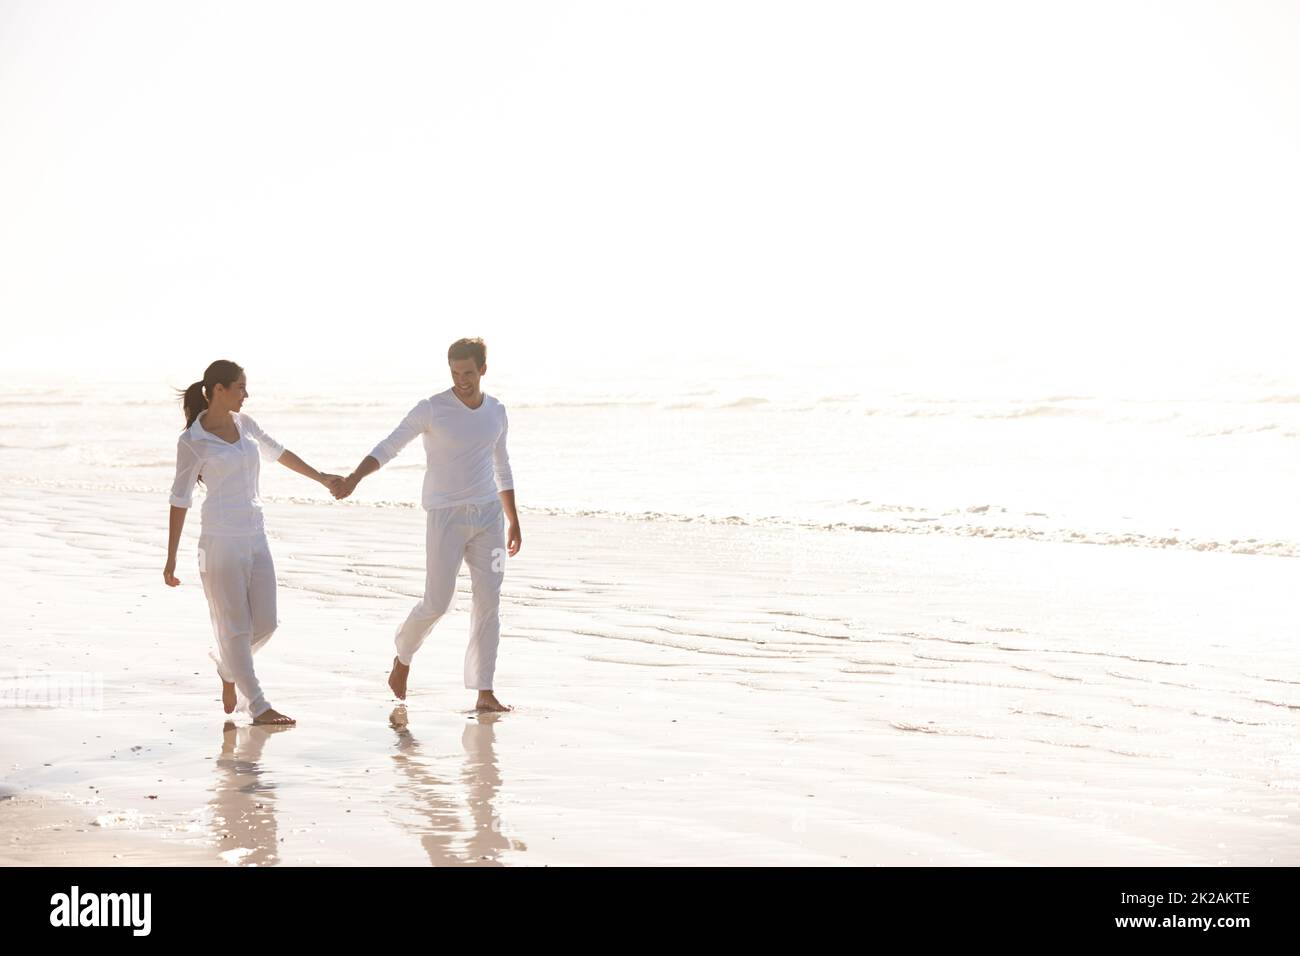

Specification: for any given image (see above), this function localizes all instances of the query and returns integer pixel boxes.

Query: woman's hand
[332,473,359,500]
[319,472,345,495]
[507,522,522,556]
[163,558,180,587]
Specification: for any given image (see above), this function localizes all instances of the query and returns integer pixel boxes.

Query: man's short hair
[447,337,487,368]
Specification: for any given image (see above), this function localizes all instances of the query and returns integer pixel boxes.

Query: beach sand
[1,480,1298,866]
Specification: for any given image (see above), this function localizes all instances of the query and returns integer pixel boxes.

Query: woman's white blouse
[169,411,285,536]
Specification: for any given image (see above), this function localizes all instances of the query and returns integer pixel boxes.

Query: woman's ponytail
[180,380,207,429]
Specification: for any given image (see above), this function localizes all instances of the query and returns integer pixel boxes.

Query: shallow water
[1,365,1297,560]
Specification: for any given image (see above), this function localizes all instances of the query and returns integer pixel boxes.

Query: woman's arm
[278,449,342,491]
[164,505,187,586]
[238,415,341,493]
[165,435,201,586]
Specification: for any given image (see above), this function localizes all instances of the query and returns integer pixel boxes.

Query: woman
[163,360,341,726]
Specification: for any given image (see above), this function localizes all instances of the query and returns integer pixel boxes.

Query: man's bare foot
[388,657,410,700]
[222,681,236,714]
[475,690,512,712]
[253,708,295,726]
[388,704,409,734]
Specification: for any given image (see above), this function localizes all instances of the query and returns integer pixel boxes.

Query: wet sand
[2,481,1298,865]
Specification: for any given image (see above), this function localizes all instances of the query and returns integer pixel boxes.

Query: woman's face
[213,374,249,413]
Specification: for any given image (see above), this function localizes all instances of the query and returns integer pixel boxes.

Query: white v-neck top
[368,388,513,510]
[169,410,285,536]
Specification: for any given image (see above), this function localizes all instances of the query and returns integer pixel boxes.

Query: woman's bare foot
[222,681,236,714]
[388,657,410,699]
[475,690,512,712]
[253,708,295,726]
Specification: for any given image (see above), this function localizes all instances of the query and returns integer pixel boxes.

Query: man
[334,337,521,712]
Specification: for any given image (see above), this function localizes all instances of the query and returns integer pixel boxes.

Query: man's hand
[320,473,345,497]
[332,473,359,500]
[507,522,522,556]
[163,559,180,587]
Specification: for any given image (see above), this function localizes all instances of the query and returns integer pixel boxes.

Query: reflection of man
[335,338,521,712]
[388,705,515,866]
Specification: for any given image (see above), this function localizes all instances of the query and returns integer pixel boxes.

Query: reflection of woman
[163,360,340,725]
[212,721,285,866]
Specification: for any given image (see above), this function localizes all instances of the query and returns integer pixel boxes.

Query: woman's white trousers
[198,532,277,717]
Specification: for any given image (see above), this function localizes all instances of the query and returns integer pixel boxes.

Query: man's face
[449,358,484,396]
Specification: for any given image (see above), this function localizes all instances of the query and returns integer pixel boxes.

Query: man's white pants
[198,532,277,718]
[396,498,505,690]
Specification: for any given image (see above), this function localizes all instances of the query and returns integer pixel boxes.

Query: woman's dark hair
[177,360,244,429]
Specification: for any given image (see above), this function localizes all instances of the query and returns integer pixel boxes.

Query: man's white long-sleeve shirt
[369,389,514,510]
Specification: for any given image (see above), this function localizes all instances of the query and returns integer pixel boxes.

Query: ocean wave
[661,396,776,410]
[515,504,1297,559]
[0,399,82,408]
[6,475,1295,560]
[1193,424,1282,437]
[974,405,1097,420]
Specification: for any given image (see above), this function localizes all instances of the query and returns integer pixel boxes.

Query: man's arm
[335,401,428,500]
[495,408,520,554]
[499,488,521,555]
[337,455,380,499]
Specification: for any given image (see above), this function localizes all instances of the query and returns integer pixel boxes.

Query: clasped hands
[319,472,359,500]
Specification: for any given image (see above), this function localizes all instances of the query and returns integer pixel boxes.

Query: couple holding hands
[163,338,520,726]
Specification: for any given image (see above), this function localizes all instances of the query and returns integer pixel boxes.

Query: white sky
[1,0,1298,389]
